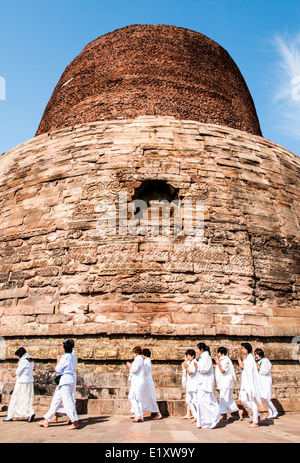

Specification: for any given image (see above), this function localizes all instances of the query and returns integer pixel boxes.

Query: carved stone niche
[132,180,179,205]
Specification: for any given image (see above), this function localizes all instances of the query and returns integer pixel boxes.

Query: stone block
[0,285,28,300]
[87,399,102,415]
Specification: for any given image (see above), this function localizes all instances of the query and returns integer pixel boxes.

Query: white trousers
[264,398,277,417]
[239,391,259,424]
[219,388,239,415]
[186,390,197,419]
[44,384,78,423]
[57,372,77,415]
[197,388,220,428]
[130,398,143,419]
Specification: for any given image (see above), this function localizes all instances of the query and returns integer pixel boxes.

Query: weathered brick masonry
[36,25,262,137]
[0,25,299,415]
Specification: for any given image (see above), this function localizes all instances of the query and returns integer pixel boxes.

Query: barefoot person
[126,346,145,423]
[214,346,239,422]
[238,343,262,428]
[141,348,162,420]
[195,343,220,429]
[181,354,192,420]
[254,348,278,420]
[50,339,78,424]
[38,340,79,430]
[182,349,198,422]
[3,347,35,423]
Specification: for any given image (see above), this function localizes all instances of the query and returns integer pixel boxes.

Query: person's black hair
[66,339,75,349]
[254,348,264,358]
[133,346,143,355]
[241,342,252,354]
[217,346,227,356]
[185,349,196,358]
[142,348,151,357]
[63,340,73,354]
[15,347,26,358]
[197,343,211,356]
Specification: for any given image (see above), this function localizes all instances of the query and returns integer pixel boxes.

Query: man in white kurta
[238,343,262,427]
[196,345,220,429]
[4,348,35,422]
[254,348,278,419]
[214,347,239,420]
[55,344,78,420]
[127,350,145,422]
[38,342,78,429]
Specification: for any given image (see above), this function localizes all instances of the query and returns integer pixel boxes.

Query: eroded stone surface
[1,117,299,337]
[36,25,262,137]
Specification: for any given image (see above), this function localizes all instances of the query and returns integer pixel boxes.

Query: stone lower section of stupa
[0,115,299,415]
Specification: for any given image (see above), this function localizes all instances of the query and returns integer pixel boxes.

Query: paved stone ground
[0,411,299,444]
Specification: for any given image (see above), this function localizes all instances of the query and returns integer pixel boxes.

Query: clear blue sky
[0,0,299,156]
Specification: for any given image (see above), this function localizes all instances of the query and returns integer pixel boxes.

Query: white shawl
[215,355,236,390]
[128,355,145,402]
[240,353,262,406]
[196,351,215,393]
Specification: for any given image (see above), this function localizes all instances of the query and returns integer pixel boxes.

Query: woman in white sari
[3,347,35,422]
[127,346,145,422]
[254,348,278,419]
[141,348,162,419]
[214,346,239,421]
[195,343,220,429]
[238,343,262,428]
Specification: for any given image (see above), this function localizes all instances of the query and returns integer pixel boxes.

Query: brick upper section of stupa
[36,24,262,137]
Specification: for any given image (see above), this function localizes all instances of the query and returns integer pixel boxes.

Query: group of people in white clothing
[3,347,35,423]
[3,340,278,431]
[126,346,162,422]
[38,339,79,430]
[182,342,278,429]
[4,339,79,430]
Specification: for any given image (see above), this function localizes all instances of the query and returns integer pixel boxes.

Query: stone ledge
[2,395,298,416]
[1,323,300,337]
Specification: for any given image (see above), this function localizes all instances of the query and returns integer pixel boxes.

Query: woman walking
[141,348,162,420]
[254,348,278,419]
[195,343,220,429]
[181,354,192,420]
[51,339,78,423]
[214,346,239,421]
[38,340,79,430]
[3,347,35,422]
[182,349,198,422]
[238,342,262,428]
[127,346,145,422]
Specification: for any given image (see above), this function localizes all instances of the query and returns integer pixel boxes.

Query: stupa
[0,25,299,415]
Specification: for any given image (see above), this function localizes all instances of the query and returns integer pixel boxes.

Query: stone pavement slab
[0,411,299,444]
